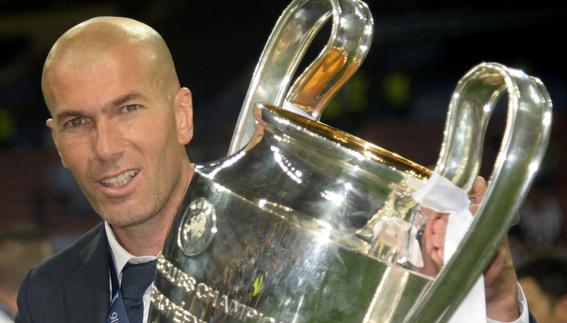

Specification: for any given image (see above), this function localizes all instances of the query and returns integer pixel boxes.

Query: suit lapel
[65,224,110,323]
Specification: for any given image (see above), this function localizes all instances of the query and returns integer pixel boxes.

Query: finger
[423,212,448,234]
[469,177,487,213]
[431,232,445,248]
[422,230,444,269]
[431,247,444,266]
[432,217,448,234]
[469,176,487,202]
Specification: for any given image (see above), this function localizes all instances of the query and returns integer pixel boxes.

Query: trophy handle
[228,0,373,154]
[407,63,553,322]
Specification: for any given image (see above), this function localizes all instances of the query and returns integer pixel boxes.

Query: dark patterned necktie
[121,260,157,323]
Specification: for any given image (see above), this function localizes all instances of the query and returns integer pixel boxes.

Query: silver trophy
[149,0,553,322]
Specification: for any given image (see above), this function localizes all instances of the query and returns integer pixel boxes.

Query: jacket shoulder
[16,223,108,323]
[24,223,107,289]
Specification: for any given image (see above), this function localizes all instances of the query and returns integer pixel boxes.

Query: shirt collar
[104,221,157,278]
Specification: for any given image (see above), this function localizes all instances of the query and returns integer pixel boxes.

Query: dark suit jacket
[15,223,110,323]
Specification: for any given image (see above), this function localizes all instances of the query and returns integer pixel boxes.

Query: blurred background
[0,0,565,271]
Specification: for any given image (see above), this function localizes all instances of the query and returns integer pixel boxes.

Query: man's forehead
[51,38,150,71]
[42,17,178,114]
[48,49,132,87]
[46,55,154,111]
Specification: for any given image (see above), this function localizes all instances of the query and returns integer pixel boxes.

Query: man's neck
[111,161,194,256]
[111,218,171,256]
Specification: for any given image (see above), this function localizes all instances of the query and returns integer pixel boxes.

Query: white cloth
[105,222,156,323]
[410,173,486,323]
[410,173,529,323]
[0,310,13,323]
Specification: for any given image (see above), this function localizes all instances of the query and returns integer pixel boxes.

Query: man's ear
[46,118,67,168]
[174,87,194,145]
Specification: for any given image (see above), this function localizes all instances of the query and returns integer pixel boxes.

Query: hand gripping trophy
[149,0,553,322]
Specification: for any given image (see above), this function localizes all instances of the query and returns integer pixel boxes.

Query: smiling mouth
[100,170,139,187]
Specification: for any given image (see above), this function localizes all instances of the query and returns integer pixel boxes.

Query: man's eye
[63,118,86,129]
[122,104,142,113]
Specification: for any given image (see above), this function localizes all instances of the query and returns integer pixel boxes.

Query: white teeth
[101,170,138,187]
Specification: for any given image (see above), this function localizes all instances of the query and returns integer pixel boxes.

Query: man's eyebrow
[110,92,145,107]
[54,110,84,121]
[53,92,147,121]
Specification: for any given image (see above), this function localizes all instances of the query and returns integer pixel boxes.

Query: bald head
[42,17,179,113]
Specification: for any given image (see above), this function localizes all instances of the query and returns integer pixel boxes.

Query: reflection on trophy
[150,0,552,322]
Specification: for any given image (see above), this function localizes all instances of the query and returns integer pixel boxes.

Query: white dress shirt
[0,309,13,323]
[105,222,156,323]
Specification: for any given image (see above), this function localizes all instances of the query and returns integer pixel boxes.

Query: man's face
[46,47,192,228]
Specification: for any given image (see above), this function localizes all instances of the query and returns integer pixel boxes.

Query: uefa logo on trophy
[177,198,218,257]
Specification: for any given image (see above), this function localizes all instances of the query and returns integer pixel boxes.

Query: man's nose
[93,120,124,162]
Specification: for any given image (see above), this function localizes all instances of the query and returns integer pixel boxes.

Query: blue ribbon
[106,253,130,323]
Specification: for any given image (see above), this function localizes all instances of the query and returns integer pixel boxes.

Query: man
[16,17,531,323]
[518,252,567,323]
[16,17,193,323]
